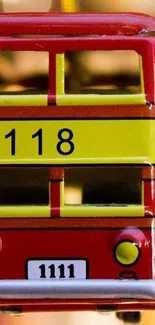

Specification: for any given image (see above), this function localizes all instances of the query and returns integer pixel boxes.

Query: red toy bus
[0,12,154,321]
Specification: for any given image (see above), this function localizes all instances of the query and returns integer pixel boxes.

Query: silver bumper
[0,280,154,300]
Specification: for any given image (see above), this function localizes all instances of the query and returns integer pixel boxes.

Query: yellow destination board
[0,119,153,164]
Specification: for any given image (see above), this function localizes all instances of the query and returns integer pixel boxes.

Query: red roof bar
[0,13,155,36]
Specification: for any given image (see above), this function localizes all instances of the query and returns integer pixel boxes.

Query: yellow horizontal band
[0,205,50,218]
[0,119,153,164]
[0,94,48,106]
[60,205,144,217]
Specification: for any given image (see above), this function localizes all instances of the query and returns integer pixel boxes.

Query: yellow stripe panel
[0,119,154,164]
[0,206,50,218]
[0,95,48,106]
[56,94,145,106]
[60,205,144,217]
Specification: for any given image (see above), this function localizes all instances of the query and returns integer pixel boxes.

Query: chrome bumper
[0,280,154,300]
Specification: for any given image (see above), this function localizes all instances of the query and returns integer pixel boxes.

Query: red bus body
[0,13,154,314]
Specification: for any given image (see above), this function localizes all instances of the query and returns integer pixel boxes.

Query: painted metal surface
[0,13,153,312]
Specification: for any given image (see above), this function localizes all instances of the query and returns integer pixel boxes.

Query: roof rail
[0,13,154,36]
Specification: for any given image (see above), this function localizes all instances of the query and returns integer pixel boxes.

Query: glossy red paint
[0,104,154,119]
[0,226,152,311]
[0,217,152,229]
[144,181,155,216]
[1,300,155,313]
[113,227,147,249]
[49,181,61,217]
[0,228,151,280]
[49,168,64,217]
[0,13,154,36]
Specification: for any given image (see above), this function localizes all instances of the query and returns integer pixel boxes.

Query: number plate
[27,259,87,280]
[0,119,151,164]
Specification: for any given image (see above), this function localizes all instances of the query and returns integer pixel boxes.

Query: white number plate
[27,259,87,280]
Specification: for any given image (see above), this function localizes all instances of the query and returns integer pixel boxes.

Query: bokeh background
[0,0,155,324]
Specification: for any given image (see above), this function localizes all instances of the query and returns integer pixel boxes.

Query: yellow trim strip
[0,94,48,106]
[56,54,65,96]
[0,157,148,165]
[56,94,145,106]
[60,205,144,217]
[0,206,50,218]
[139,55,145,94]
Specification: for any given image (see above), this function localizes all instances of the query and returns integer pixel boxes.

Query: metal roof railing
[0,13,154,36]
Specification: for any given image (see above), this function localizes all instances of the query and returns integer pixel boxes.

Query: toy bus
[0,12,154,320]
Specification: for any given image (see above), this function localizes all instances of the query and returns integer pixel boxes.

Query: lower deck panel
[0,228,152,280]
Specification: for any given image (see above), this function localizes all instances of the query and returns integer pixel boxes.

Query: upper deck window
[56,50,145,106]
[0,51,49,106]
[65,50,141,96]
